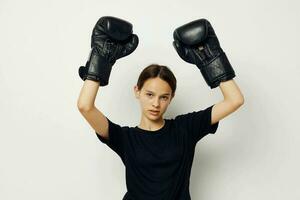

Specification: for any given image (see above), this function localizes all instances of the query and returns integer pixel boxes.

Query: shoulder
[174,105,212,122]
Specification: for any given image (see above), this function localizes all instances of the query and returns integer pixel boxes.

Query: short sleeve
[95,117,125,160]
[174,104,219,144]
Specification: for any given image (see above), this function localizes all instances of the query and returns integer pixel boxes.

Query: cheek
[139,97,149,106]
[141,95,150,102]
[162,101,171,108]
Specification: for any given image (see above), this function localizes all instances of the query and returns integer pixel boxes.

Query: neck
[138,119,165,131]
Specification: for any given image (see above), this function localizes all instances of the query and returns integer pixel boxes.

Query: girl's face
[134,77,174,120]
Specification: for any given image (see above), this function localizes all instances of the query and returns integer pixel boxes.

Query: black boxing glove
[79,16,139,86]
[173,18,235,89]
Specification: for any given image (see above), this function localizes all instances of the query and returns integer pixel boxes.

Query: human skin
[133,77,244,131]
[134,77,173,131]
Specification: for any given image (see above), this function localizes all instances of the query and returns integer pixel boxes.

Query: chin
[149,114,162,120]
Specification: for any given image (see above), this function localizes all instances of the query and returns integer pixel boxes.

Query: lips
[149,110,159,115]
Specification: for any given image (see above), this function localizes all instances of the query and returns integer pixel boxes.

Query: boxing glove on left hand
[79,16,139,86]
[173,18,235,89]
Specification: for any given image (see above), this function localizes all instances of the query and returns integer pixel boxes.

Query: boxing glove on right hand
[173,18,235,89]
[79,16,139,86]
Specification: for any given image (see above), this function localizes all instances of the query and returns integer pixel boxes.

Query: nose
[152,97,160,107]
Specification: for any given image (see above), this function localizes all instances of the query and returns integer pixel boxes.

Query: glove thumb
[173,40,195,64]
[117,34,139,59]
[78,66,87,81]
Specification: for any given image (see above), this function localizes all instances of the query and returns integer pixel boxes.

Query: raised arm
[77,80,110,139]
[172,18,244,125]
[211,80,244,125]
[77,16,139,139]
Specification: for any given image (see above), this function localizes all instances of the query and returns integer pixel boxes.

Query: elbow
[238,94,245,105]
[77,97,94,112]
[233,96,245,107]
[226,95,244,108]
[77,104,86,112]
[78,106,93,113]
[77,103,94,112]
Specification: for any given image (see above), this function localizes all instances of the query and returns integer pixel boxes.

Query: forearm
[77,80,100,111]
[219,79,244,105]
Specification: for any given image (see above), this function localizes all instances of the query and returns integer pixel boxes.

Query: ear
[134,85,140,98]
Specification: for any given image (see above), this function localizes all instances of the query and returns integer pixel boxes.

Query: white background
[1,0,299,199]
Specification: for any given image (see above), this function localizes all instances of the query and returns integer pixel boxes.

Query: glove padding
[173,18,235,89]
[79,16,139,86]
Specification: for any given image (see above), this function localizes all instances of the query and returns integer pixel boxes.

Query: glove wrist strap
[199,52,236,89]
[85,48,115,86]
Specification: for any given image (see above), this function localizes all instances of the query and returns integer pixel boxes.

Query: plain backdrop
[1,0,299,199]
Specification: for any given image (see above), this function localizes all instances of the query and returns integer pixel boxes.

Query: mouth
[149,110,160,115]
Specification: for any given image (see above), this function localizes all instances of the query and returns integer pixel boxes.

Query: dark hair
[136,64,177,97]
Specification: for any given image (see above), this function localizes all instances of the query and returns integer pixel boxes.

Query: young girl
[77,17,244,200]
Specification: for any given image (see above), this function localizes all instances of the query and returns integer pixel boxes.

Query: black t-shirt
[95,105,219,200]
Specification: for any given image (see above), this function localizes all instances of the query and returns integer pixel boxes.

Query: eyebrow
[145,90,171,96]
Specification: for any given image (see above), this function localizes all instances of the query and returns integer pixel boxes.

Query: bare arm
[77,80,99,109]
[211,79,244,125]
[76,17,139,141]
[77,80,109,139]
